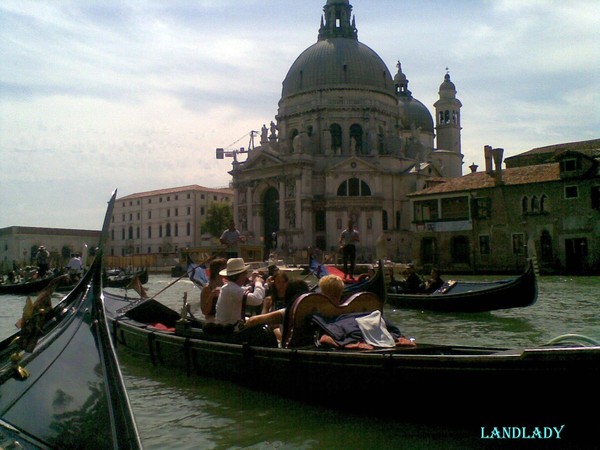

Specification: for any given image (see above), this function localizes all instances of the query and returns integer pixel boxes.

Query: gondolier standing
[36,245,50,278]
[339,220,360,280]
[220,221,245,259]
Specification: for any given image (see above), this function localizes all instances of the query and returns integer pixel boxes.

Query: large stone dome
[281,38,394,99]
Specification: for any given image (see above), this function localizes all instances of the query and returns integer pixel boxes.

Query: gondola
[103,268,149,289]
[104,283,599,438]
[386,259,538,312]
[0,190,143,449]
[0,274,64,296]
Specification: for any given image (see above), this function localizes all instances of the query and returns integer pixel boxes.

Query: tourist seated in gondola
[261,269,289,314]
[200,258,227,323]
[241,279,310,343]
[424,267,444,294]
[356,264,375,283]
[400,264,425,294]
[214,258,265,327]
[318,274,344,304]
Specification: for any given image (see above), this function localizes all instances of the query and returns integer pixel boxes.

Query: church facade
[228,0,463,262]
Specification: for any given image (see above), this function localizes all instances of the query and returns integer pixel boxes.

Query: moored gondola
[0,190,142,449]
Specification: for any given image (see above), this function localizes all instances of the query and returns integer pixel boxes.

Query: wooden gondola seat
[281,291,383,348]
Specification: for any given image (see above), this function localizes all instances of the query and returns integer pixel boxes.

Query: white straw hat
[219,258,250,277]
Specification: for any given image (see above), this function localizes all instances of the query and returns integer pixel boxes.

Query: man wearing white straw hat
[215,258,265,326]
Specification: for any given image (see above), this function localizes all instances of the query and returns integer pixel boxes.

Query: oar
[143,255,214,302]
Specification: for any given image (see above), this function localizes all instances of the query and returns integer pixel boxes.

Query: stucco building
[0,226,99,273]
[107,185,233,258]
[409,139,600,274]
[224,0,463,263]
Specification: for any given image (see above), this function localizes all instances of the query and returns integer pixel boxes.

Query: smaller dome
[439,73,456,91]
[398,96,434,133]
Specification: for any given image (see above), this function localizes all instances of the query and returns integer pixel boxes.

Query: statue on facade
[269,121,278,142]
[260,124,268,144]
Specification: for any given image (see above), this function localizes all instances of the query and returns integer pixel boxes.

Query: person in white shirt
[67,253,83,277]
[215,258,265,326]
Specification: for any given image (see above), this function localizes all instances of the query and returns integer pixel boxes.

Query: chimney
[492,147,504,184]
[484,145,493,174]
[469,162,478,173]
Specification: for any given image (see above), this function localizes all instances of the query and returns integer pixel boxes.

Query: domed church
[227,0,463,262]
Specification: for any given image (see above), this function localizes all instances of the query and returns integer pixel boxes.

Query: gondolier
[35,246,50,278]
[220,221,245,259]
[339,220,360,280]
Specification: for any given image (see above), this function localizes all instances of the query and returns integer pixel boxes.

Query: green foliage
[201,203,233,237]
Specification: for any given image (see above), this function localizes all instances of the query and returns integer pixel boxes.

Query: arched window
[531,196,539,213]
[521,197,528,214]
[174,223,179,237]
[289,129,298,153]
[330,124,342,154]
[187,222,191,236]
[337,178,371,196]
[382,210,389,230]
[159,225,163,238]
[148,226,152,239]
[350,124,364,154]
[166,223,171,237]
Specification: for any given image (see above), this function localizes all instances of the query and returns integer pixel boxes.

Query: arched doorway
[263,187,279,255]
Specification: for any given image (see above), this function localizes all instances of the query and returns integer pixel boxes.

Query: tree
[201,203,233,238]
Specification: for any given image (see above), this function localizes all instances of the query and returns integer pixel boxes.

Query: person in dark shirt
[424,267,444,294]
[403,264,424,294]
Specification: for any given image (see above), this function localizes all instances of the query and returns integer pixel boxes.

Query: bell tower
[434,70,463,176]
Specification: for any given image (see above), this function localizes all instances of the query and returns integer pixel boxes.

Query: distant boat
[386,259,538,313]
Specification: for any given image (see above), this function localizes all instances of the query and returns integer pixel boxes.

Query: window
[166,224,171,237]
[521,197,528,214]
[413,200,438,222]
[337,178,371,196]
[512,233,525,254]
[561,158,580,172]
[592,186,600,210]
[315,210,326,232]
[472,198,491,219]
[331,124,342,154]
[148,211,151,219]
[441,196,469,220]
[479,235,490,255]
[350,124,363,154]
[451,236,470,263]
[382,210,388,230]
[565,186,578,199]
[174,224,178,237]
[148,226,152,239]
[531,196,539,213]
[187,223,191,236]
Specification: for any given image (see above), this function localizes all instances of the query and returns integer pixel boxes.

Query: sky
[1,0,598,230]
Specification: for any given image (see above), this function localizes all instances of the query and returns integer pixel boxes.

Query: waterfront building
[409,139,600,274]
[0,226,99,273]
[224,0,463,262]
[107,185,233,262]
